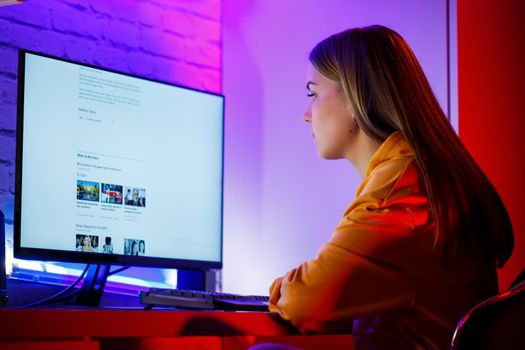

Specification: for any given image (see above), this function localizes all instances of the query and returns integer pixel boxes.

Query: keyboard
[139,288,270,311]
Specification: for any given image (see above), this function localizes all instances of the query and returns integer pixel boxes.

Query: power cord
[14,264,130,308]
[15,264,90,308]
[108,266,129,276]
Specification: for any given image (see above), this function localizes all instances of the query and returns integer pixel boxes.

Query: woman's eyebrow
[306,81,317,91]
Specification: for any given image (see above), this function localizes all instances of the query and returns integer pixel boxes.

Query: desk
[0,308,354,350]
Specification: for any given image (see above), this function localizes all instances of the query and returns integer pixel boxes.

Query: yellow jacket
[269,131,498,349]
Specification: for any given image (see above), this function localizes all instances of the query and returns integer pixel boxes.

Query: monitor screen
[14,50,224,270]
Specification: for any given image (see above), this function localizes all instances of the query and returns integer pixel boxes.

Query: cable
[48,288,81,303]
[15,264,130,308]
[15,264,90,308]
[108,266,129,276]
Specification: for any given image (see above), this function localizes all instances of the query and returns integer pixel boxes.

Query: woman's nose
[302,109,312,123]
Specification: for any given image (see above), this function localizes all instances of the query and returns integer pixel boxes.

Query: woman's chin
[317,148,340,160]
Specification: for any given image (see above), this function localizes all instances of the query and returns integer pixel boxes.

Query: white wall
[222,0,450,294]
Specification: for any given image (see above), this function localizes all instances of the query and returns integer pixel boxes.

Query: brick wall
[0,0,222,238]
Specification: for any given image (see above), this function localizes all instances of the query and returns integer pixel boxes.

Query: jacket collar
[365,131,415,178]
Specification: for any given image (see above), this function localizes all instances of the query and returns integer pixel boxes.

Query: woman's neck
[345,129,382,178]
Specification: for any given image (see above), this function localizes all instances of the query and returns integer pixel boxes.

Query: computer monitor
[14,50,224,303]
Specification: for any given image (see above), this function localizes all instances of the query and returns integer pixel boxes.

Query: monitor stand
[75,264,110,306]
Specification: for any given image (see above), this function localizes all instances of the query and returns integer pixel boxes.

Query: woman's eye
[307,92,316,98]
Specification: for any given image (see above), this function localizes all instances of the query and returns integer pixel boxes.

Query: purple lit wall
[0,0,221,279]
[223,0,453,294]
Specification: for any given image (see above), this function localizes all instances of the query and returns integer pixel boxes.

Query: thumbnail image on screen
[77,180,100,202]
[76,234,100,253]
[124,187,146,207]
[101,183,123,204]
[102,236,114,254]
[124,238,145,256]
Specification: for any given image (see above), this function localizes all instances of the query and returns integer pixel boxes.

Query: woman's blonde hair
[310,25,513,267]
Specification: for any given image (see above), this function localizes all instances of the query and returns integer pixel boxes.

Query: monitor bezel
[14,49,224,271]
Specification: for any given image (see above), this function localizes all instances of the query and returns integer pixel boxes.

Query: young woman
[268,25,514,350]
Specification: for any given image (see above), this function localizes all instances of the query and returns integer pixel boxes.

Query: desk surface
[0,308,355,350]
[0,308,297,338]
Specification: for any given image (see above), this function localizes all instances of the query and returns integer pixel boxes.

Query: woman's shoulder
[333,157,431,271]
[342,155,430,235]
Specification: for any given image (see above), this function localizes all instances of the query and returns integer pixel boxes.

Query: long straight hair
[310,25,513,268]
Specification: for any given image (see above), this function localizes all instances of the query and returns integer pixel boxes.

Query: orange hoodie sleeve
[269,158,428,333]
